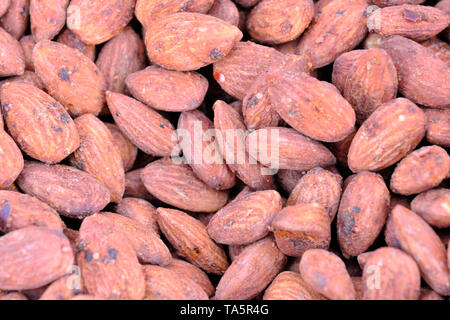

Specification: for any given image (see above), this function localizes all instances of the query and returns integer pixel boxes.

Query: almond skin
[32,40,106,116]
[0,226,73,290]
[390,146,450,195]
[287,167,343,221]
[348,98,426,172]
[299,249,355,300]
[208,0,239,26]
[30,0,68,41]
[66,0,135,45]
[263,271,326,300]
[360,247,421,300]
[0,0,9,17]
[145,12,242,71]
[141,158,229,213]
[296,0,369,69]
[104,123,137,172]
[56,28,96,61]
[16,162,110,219]
[367,5,450,42]
[421,37,450,68]
[332,49,398,123]
[381,35,450,108]
[106,92,178,157]
[411,188,450,228]
[385,205,450,296]
[270,203,331,257]
[70,114,125,203]
[142,265,208,300]
[372,0,425,6]
[19,35,34,71]
[0,129,23,188]
[156,208,229,275]
[115,197,158,233]
[0,190,64,233]
[268,71,356,142]
[78,214,145,300]
[207,190,282,245]
[215,236,287,300]
[178,109,236,190]
[39,275,79,300]
[246,0,314,44]
[338,171,390,258]
[424,109,450,147]
[126,66,209,112]
[277,169,307,194]
[1,82,79,164]
[246,127,336,171]
[124,169,155,201]
[0,0,29,39]
[0,27,24,76]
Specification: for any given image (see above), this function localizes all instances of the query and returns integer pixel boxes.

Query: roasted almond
[0,129,23,188]
[56,28,96,61]
[104,123,137,172]
[208,0,239,26]
[263,271,326,300]
[0,26,24,76]
[0,0,29,39]
[411,188,450,228]
[115,197,158,233]
[19,34,35,71]
[30,0,68,41]
[424,108,450,147]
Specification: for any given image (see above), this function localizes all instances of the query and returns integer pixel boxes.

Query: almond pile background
[0,0,448,301]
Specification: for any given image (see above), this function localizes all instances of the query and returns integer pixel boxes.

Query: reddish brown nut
[141,158,229,213]
[56,28,96,61]
[270,203,331,257]
[0,129,23,188]
[421,37,450,67]
[299,249,355,300]
[390,146,450,195]
[0,0,29,39]
[411,188,450,228]
[385,205,450,296]
[126,66,208,113]
[367,5,449,42]
[124,169,155,201]
[17,161,110,219]
[145,12,242,71]
[263,271,326,300]
[287,167,343,221]
[0,226,73,290]
[19,35,35,71]
[0,27,24,76]
[104,123,137,172]
[32,40,106,117]
[215,236,286,300]
[424,108,450,147]
[360,247,421,300]
[207,190,282,245]
[157,208,229,274]
[208,0,239,26]
[332,49,398,123]
[381,35,450,108]
[0,0,9,17]
[296,0,369,69]
[115,197,158,233]
[348,98,426,172]
[30,0,68,41]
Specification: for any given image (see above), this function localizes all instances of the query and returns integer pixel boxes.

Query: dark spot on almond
[341,210,354,236]
[0,202,10,231]
[58,68,70,81]
[84,249,93,262]
[209,48,224,61]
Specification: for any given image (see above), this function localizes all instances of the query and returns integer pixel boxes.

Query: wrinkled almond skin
[332,49,398,123]
[16,162,110,219]
[56,28,96,61]
[32,40,106,116]
[296,0,369,69]
[0,190,64,232]
[70,114,125,203]
[411,188,450,228]
[19,35,35,71]
[126,66,208,112]
[104,123,137,172]
[157,208,229,275]
[39,275,79,300]
[124,169,155,201]
[385,205,450,296]
[145,12,242,71]
[381,35,450,108]
[78,214,145,300]
[215,237,287,300]
[1,82,79,163]
[0,226,73,290]
[213,100,276,190]
[338,171,390,258]
[207,190,282,245]
[424,108,450,147]
[270,204,331,257]
[360,247,421,300]
[115,197,158,233]
[390,146,450,195]
[142,265,208,300]
[348,98,426,172]
[30,0,68,41]
[246,127,336,171]
[0,0,29,39]
[141,158,229,213]
[66,0,135,45]
[268,72,356,142]
[106,92,178,157]
[367,5,449,42]
[299,249,355,300]
[277,169,306,194]
[178,109,236,190]
[208,0,239,26]
[421,37,450,67]
[0,27,24,76]
[372,0,425,6]
[0,129,23,188]
[247,0,314,44]
[165,258,215,297]
[263,271,326,300]
[287,167,343,221]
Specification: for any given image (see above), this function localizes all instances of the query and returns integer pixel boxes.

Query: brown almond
[56,28,96,61]
[0,26,24,76]
[104,123,137,172]
[0,129,23,188]
[124,169,155,201]
[411,188,450,228]
[115,197,158,233]
[277,169,306,194]
[39,275,80,300]
[0,0,29,39]
[263,271,326,300]
[208,0,239,26]
[421,37,450,67]
[0,0,9,17]
[424,108,450,147]
[30,0,68,41]
[19,35,35,71]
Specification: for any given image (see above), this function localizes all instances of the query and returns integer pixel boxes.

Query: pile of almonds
[0,0,449,301]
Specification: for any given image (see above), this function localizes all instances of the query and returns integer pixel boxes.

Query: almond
[277,169,306,194]
[421,37,450,67]
[411,188,450,228]
[56,28,96,61]
[19,35,35,71]
[0,0,29,39]
[124,169,155,201]
[115,197,158,233]
[208,0,239,26]
[371,1,425,6]
[104,123,137,172]
[424,108,450,147]
[0,27,24,76]
[39,275,79,300]
[30,0,68,41]
[0,70,44,90]
[263,271,326,300]
[0,129,23,188]
[0,0,9,17]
